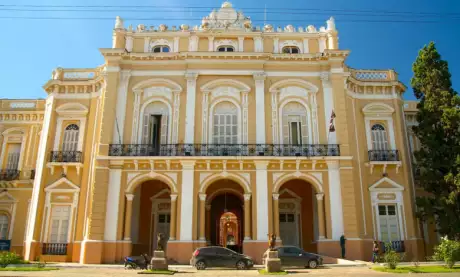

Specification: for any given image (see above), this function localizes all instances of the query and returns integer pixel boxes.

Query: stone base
[243,240,268,264]
[151,251,168,270]
[265,250,282,272]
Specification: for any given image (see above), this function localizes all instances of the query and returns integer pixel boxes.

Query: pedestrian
[340,234,346,258]
[372,240,380,263]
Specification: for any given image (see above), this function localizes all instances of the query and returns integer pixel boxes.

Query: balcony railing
[50,151,83,163]
[368,150,399,161]
[109,144,340,157]
[42,243,68,255]
[380,241,405,253]
[0,170,20,181]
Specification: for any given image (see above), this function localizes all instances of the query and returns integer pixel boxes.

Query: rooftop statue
[201,2,252,31]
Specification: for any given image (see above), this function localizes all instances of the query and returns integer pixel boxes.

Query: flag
[329,110,336,132]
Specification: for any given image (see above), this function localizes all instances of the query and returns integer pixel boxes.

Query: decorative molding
[10,102,36,109]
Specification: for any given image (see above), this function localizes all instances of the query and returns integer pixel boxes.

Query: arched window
[152,45,170,53]
[282,46,300,54]
[371,124,389,150]
[62,124,79,152]
[217,46,235,52]
[212,102,238,144]
[0,215,8,240]
[282,102,308,145]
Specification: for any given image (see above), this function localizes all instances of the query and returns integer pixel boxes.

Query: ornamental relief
[143,87,173,101]
[210,86,241,102]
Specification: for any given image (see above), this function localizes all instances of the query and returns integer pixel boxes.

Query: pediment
[0,192,16,202]
[362,103,395,116]
[45,177,80,192]
[369,177,404,191]
[56,103,88,116]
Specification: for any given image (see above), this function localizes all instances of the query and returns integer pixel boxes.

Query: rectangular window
[378,204,400,242]
[49,206,71,243]
[288,116,302,145]
[0,215,9,240]
[6,144,21,170]
[212,114,237,144]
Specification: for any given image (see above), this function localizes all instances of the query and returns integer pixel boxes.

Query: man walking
[340,234,346,258]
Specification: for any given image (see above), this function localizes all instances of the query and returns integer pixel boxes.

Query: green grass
[258,269,288,275]
[138,269,176,275]
[373,265,460,273]
[0,267,59,271]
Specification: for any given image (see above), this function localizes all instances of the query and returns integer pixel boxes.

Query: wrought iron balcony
[50,151,83,163]
[0,170,20,181]
[108,144,340,157]
[42,243,68,255]
[368,150,399,161]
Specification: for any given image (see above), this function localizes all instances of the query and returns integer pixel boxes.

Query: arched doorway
[276,180,319,253]
[205,179,245,253]
[128,180,172,256]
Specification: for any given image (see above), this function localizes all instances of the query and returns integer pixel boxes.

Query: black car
[264,246,323,269]
[190,246,254,270]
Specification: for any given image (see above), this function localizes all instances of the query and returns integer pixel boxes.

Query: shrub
[433,236,460,268]
[383,243,403,270]
[0,252,22,268]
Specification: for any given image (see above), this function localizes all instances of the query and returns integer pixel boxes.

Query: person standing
[372,240,380,263]
[339,235,346,258]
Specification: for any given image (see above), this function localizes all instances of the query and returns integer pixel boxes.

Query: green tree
[411,42,460,240]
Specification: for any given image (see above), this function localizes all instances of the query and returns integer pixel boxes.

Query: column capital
[316,193,324,201]
[253,72,267,81]
[181,160,196,169]
[254,161,269,169]
[126,194,134,201]
[199,193,207,201]
[185,73,198,81]
[170,194,178,201]
[272,193,280,200]
[320,72,330,82]
[208,36,214,41]
[326,160,339,170]
[244,193,251,201]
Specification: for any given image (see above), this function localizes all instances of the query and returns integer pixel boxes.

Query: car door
[283,247,304,267]
[214,247,233,267]
[277,247,288,265]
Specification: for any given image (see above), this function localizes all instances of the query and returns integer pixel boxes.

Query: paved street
[1,266,459,277]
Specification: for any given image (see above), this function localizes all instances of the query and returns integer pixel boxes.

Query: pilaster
[184,73,198,144]
[254,73,267,144]
[255,161,269,240]
[179,161,196,240]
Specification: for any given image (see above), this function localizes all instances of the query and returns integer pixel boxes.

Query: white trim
[132,78,182,92]
[45,177,80,192]
[199,172,251,193]
[113,70,131,144]
[255,161,269,240]
[179,161,195,240]
[254,74,266,144]
[269,79,319,94]
[104,169,122,241]
[49,92,101,99]
[321,74,336,144]
[53,117,87,152]
[129,70,323,77]
[327,161,344,240]
[200,79,251,92]
[365,117,396,150]
[25,96,54,259]
[185,73,198,144]
[278,99,313,145]
[125,171,178,193]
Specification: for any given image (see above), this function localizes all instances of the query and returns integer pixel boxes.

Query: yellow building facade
[0,2,431,264]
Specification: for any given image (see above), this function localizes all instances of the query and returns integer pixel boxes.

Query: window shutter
[6,144,21,170]
[160,115,168,144]
[62,125,79,152]
[0,215,8,240]
[300,116,308,145]
[282,115,289,144]
[49,206,71,243]
[142,114,150,144]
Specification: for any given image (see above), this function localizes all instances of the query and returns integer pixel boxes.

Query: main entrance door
[279,212,299,246]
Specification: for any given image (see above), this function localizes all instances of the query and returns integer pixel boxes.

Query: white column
[174,37,180,52]
[53,118,63,151]
[104,166,122,241]
[126,35,133,52]
[327,161,344,240]
[208,36,214,51]
[273,37,279,53]
[25,96,54,259]
[184,73,198,144]
[254,73,267,144]
[319,37,327,53]
[254,37,263,52]
[189,35,198,51]
[302,38,309,54]
[255,161,269,240]
[144,37,150,53]
[112,70,131,144]
[321,73,336,144]
[131,90,141,143]
[179,161,195,240]
[238,37,244,52]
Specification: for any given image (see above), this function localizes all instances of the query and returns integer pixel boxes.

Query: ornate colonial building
[0,2,434,264]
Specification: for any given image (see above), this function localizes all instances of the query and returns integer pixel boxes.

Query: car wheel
[195,260,207,270]
[308,259,318,269]
[236,260,247,270]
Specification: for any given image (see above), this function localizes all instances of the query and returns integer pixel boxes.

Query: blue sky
[0,0,458,100]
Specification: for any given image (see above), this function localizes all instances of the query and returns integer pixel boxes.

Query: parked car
[190,246,254,270]
[263,246,323,269]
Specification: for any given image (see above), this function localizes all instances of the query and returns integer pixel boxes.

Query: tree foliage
[411,42,460,240]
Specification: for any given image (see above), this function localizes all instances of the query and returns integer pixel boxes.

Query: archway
[276,179,319,253]
[129,179,172,256]
[205,179,245,253]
